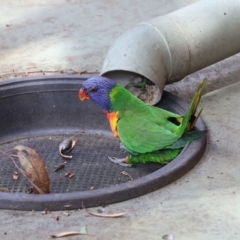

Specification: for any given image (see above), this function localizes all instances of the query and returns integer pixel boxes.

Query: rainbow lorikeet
[79,76,207,167]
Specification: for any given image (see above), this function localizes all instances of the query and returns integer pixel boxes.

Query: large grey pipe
[101,0,240,104]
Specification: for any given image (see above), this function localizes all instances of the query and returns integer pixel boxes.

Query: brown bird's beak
[79,88,89,101]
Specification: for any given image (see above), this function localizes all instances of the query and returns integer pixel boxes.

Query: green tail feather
[165,130,207,149]
[177,78,207,135]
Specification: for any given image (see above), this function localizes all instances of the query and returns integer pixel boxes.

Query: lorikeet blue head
[79,76,116,110]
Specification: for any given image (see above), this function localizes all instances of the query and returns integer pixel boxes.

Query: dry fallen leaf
[85,209,128,218]
[54,162,67,172]
[47,225,92,239]
[62,211,70,216]
[13,145,50,194]
[64,172,74,178]
[52,215,59,221]
[13,171,19,180]
[121,170,133,181]
[59,137,76,159]
[0,188,9,192]
[47,231,86,239]
[41,210,49,215]
[68,173,74,178]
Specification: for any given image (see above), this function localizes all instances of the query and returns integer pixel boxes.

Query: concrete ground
[1,0,240,239]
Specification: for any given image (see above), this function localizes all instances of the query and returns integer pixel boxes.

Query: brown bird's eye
[89,87,98,93]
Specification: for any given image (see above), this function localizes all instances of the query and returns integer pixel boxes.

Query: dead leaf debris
[64,172,74,178]
[13,171,19,180]
[0,188,9,192]
[121,170,133,181]
[12,145,50,194]
[59,137,76,159]
[85,208,128,218]
[54,161,67,172]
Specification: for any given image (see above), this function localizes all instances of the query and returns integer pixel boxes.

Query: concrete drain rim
[0,75,207,211]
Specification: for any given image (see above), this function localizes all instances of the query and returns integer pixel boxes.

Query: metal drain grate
[0,133,162,193]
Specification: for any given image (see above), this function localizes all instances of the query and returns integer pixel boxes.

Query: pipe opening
[102,70,161,105]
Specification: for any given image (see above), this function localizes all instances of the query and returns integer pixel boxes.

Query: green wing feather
[117,113,179,154]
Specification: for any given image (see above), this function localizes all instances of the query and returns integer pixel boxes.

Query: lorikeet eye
[89,87,98,93]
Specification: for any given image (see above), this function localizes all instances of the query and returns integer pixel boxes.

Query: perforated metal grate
[0,133,162,193]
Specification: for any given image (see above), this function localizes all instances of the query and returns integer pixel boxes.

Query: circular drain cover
[0,75,207,211]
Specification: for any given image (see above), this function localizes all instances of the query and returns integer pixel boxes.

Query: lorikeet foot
[108,156,133,167]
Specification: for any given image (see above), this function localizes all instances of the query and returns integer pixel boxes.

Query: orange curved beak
[79,88,89,101]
